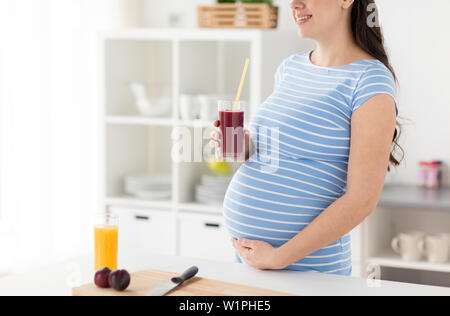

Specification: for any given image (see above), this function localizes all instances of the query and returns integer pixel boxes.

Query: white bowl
[201,175,232,187]
[133,190,171,201]
[195,185,227,200]
[195,191,224,205]
[136,96,172,117]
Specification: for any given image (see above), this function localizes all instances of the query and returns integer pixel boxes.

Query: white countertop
[0,253,449,296]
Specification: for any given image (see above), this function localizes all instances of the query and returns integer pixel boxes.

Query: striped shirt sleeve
[352,64,398,115]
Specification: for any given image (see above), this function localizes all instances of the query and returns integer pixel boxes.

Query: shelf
[175,120,214,128]
[106,196,173,210]
[368,250,450,273]
[178,202,223,215]
[101,28,275,42]
[105,116,174,127]
[378,184,450,211]
[105,116,214,128]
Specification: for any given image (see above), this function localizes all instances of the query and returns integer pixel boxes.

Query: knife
[147,266,199,296]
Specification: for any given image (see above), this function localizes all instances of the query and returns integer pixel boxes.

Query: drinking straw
[233,58,250,111]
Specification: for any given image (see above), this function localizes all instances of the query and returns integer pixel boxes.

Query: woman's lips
[295,15,312,25]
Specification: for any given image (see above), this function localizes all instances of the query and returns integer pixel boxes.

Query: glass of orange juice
[94,213,118,271]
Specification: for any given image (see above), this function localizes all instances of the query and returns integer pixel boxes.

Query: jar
[418,161,429,187]
[427,162,440,189]
[434,161,443,187]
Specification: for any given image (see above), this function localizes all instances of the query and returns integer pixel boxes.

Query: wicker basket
[197,3,278,29]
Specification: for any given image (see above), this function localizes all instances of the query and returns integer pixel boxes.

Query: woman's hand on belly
[232,238,286,270]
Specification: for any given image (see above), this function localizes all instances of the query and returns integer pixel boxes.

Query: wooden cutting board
[72,269,293,296]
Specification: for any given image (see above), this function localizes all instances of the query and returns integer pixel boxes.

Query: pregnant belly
[223,157,346,248]
[222,157,353,275]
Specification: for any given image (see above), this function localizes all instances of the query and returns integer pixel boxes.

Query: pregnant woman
[211,0,402,276]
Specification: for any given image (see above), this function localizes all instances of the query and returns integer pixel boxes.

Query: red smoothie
[219,110,244,159]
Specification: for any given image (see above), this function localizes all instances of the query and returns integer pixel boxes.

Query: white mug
[179,94,199,121]
[197,94,214,122]
[391,232,425,262]
[419,234,450,264]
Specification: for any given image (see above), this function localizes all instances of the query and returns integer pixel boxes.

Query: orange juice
[94,224,118,270]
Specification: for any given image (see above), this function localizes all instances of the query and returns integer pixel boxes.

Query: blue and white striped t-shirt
[223,50,397,276]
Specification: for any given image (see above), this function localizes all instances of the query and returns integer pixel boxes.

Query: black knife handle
[171,266,199,285]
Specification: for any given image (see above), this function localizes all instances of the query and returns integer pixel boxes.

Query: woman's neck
[311,22,370,67]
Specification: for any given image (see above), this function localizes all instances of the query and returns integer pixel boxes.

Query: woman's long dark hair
[351,0,404,171]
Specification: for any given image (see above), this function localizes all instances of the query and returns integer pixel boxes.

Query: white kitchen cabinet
[178,213,235,262]
[365,202,450,286]
[110,207,176,259]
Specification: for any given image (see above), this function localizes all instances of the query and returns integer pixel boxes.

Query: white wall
[141,0,295,29]
[0,0,138,273]
[378,0,450,186]
[141,0,450,187]
[142,0,213,28]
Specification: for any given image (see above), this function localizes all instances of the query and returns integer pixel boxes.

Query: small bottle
[435,161,443,188]
[418,161,429,187]
[427,162,440,189]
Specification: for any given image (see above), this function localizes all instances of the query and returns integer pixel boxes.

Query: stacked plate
[125,174,171,200]
[195,175,232,205]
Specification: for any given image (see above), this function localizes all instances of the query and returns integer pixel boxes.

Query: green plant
[217,0,236,3]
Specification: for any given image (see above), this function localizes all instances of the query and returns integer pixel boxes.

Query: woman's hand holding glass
[210,120,251,161]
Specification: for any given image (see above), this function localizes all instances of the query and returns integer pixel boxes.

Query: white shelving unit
[360,185,450,286]
[368,250,450,274]
[99,28,315,264]
[100,29,450,287]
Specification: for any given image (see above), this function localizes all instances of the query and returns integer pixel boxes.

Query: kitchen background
[0,0,449,287]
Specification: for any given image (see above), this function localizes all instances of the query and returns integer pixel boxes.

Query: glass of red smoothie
[218,100,246,162]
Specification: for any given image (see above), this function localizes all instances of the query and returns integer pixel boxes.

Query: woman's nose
[290,0,306,10]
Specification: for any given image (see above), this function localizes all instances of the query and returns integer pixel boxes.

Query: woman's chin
[296,28,311,39]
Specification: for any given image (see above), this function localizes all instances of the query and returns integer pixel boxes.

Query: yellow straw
[233,58,250,111]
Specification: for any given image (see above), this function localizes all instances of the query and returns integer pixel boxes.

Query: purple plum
[94,267,111,288]
[108,270,131,291]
